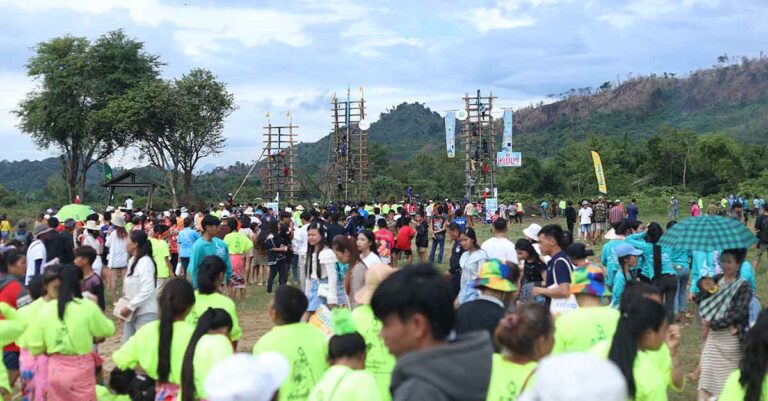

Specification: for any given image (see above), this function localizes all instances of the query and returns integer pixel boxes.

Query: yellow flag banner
[591,151,608,194]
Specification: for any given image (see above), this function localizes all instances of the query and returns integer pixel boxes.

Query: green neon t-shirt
[16,297,47,350]
[485,354,537,401]
[113,320,195,385]
[590,340,674,401]
[96,385,130,401]
[308,365,381,401]
[351,305,395,401]
[150,238,171,278]
[193,334,234,399]
[552,306,619,354]
[253,323,328,401]
[223,232,254,255]
[186,292,242,341]
[719,369,768,401]
[28,299,115,356]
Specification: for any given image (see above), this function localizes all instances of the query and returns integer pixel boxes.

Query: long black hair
[57,264,83,320]
[197,256,226,295]
[306,222,328,278]
[180,308,233,401]
[645,222,663,278]
[157,279,195,383]
[739,308,768,401]
[608,297,666,398]
[128,230,154,277]
[358,230,379,256]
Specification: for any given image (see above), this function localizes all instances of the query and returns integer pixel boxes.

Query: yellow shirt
[150,238,171,278]
[351,305,395,401]
[223,232,254,255]
[485,354,537,401]
[0,221,10,232]
[552,306,619,354]
[186,291,242,341]
[0,303,26,392]
[719,370,768,401]
[28,299,115,356]
[113,320,194,385]
[192,334,234,399]
[590,341,680,401]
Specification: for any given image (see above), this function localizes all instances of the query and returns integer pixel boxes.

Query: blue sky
[1,0,766,168]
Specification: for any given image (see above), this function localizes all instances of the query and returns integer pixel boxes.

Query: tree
[16,30,161,201]
[173,69,236,203]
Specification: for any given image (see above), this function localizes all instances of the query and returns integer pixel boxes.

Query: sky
[1,0,767,169]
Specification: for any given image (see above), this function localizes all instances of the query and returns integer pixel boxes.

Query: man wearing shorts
[394,216,415,267]
[592,197,608,244]
[578,201,593,243]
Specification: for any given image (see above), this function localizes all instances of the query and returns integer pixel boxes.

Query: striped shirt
[608,206,624,224]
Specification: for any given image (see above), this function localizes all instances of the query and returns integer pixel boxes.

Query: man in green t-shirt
[253,286,327,401]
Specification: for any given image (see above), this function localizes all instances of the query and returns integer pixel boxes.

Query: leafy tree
[174,69,236,203]
[691,132,746,193]
[15,30,161,202]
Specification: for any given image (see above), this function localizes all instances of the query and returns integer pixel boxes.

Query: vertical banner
[485,198,498,221]
[591,151,608,194]
[502,109,513,150]
[445,112,456,158]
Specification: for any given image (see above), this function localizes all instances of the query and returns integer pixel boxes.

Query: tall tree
[16,30,161,201]
[173,69,236,203]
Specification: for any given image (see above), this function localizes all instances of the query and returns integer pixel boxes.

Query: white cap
[105,206,116,212]
[285,207,293,213]
[518,353,627,401]
[163,211,171,217]
[181,212,189,219]
[244,207,254,215]
[220,210,231,218]
[206,352,289,401]
[522,223,542,241]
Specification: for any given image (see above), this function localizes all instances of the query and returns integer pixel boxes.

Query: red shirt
[0,279,22,352]
[395,226,415,251]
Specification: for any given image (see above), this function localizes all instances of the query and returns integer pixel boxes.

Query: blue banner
[445,112,456,158]
[502,109,513,151]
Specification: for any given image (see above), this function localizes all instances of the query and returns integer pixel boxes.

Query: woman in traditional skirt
[223,218,252,300]
[698,248,752,400]
[28,264,115,401]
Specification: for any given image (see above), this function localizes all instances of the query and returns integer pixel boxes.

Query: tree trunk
[60,155,78,203]
[78,170,87,203]
[183,169,193,205]
[682,146,690,189]
[163,169,180,209]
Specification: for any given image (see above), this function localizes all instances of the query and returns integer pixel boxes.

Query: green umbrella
[55,204,93,222]
[658,215,757,251]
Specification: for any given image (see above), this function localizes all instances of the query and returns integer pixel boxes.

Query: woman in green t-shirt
[486,303,554,401]
[719,308,768,401]
[181,308,234,401]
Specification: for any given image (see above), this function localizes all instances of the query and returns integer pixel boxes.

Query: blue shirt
[690,251,720,294]
[625,233,676,279]
[627,204,639,221]
[177,228,201,258]
[188,237,232,289]
[739,261,756,292]
[452,216,467,231]
[601,239,627,286]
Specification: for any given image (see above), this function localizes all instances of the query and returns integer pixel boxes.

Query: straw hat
[111,214,126,228]
[355,263,395,305]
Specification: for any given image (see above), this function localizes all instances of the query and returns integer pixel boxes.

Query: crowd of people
[0,194,762,401]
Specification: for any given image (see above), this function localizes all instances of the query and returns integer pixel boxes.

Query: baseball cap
[581,201,590,206]
[614,243,643,258]
[570,264,611,297]
[565,243,594,260]
[205,353,289,401]
[471,259,518,292]
[522,223,542,241]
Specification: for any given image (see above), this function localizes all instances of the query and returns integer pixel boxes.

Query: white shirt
[292,224,309,256]
[123,255,158,316]
[106,231,129,268]
[82,235,104,276]
[579,207,593,224]
[362,252,383,268]
[480,237,519,264]
[125,198,134,210]
[25,240,46,284]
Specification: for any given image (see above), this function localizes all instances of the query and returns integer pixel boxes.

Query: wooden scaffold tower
[323,87,370,201]
[461,90,497,200]
[261,113,299,203]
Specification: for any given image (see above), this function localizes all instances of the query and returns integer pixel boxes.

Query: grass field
[60,211,767,400]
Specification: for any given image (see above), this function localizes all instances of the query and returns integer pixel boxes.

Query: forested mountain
[4,56,768,203]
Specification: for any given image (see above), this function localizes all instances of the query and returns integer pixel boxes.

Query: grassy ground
[49,212,768,400]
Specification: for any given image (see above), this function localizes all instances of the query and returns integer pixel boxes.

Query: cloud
[0,0,367,57]
[341,22,423,57]
[598,0,723,29]
[464,7,536,33]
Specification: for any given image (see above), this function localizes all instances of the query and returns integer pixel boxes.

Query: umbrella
[658,215,757,251]
[55,204,93,222]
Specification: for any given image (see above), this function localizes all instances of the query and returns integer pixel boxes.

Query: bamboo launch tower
[261,116,299,203]
[323,87,370,201]
[461,90,497,200]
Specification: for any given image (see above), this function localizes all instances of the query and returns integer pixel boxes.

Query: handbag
[548,257,579,316]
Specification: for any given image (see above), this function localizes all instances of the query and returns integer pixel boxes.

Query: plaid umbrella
[658,215,757,251]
